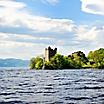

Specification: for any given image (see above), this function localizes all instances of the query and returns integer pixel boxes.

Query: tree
[29,58,36,69]
[45,61,54,69]
[35,60,43,69]
[29,48,104,69]
[29,57,43,69]
[48,54,75,69]
[49,54,64,69]
[68,51,88,68]
[88,48,104,68]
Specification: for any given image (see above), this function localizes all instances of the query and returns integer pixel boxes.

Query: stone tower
[45,46,57,61]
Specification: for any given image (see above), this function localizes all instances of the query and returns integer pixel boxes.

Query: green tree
[29,48,104,69]
[29,58,36,69]
[49,54,64,69]
[45,61,54,69]
[29,57,43,69]
[88,48,104,68]
[68,51,88,68]
[47,54,75,69]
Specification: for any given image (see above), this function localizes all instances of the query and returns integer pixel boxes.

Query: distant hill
[0,58,29,67]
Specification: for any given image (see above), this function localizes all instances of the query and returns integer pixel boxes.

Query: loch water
[0,69,104,104]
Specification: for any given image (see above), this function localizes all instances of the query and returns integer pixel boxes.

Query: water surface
[0,69,104,104]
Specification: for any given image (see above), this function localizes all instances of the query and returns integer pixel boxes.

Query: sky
[0,0,104,59]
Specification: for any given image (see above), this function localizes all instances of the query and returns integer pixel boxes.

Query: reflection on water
[0,69,104,104]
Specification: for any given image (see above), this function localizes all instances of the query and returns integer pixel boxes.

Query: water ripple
[0,69,104,104]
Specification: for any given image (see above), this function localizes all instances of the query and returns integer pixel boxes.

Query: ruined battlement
[45,46,57,61]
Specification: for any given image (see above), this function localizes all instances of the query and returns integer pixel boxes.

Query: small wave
[18,83,29,86]
[16,91,34,94]
[0,92,15,96]
[4,96,19,99]
[44,87,53,90]
[47,101,63,104]
[59,82,71,86]
[0,101,25,104]
[43,91,58,94]
[75,86,104,90]
[53,78,65,80]
[98,94,104,97]
[97,79,104,82]
[64,96,91,100]
[47,84,55,86]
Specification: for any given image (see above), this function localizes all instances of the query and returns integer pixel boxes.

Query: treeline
[29,48,104,69]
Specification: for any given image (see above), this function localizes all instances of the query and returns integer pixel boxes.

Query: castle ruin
[45,46,57,61]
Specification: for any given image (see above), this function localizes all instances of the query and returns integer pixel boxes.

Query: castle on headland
[45,46,57,61]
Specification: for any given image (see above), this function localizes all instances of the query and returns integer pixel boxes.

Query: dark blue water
[0,69,104,104]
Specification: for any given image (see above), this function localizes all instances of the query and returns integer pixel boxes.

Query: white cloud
[75,26,97,40]
[0,40,45,59]
[0,32,51,40]
[0,0,26,9]
[0,0,27,27]
[0,32,50,59]
[0,0,75,33]
[0,0,104,59]
[0,32,54,44]
[74,25,104,50]
[81,0,104,15]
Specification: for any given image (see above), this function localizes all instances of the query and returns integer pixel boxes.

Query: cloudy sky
[0,0,104,59]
